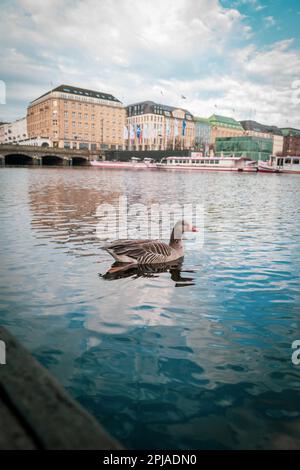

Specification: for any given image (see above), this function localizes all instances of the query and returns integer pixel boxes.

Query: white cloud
[0,0,299,128]
[264,15,277,28]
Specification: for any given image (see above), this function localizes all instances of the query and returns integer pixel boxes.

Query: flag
[130,124,135,140]
[123,126,129,140]
[144,123,148,139]
[166,119,170,136]
[182,119,187,137]
[136,124,141,140]
[174,119,179,137]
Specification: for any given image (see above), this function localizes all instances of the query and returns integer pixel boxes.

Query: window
[293,159,299,164]
[285,158,291,164]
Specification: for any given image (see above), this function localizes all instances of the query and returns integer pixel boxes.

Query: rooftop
[280,127,300,136]
[126,100,193,118]
[30,84,122,104]
[240,120,282,136]
[194,116,210,123]
[209,114,243,129]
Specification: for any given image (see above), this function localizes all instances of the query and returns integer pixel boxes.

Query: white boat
[157,154,258,172]
[90,157,157,170]
[258,155,300,174]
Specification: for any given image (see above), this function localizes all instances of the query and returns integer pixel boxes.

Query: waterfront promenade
[0,326,122,450]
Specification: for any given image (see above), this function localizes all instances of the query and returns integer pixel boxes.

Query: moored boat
[157,154,258,172]
[258,155,300,174]
[90,157,157,170]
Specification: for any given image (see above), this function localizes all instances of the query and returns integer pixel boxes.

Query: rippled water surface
[1,167,300,449]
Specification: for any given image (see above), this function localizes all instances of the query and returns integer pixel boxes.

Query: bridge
[0,144,102,166]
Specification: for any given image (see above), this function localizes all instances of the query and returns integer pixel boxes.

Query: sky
[0,0,300,127]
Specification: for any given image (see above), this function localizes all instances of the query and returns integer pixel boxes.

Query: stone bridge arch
[2,152,37,165]
[40,154,70,166]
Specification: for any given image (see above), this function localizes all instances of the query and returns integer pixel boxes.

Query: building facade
[125,101,195,151]
[0,117,27,144]
[209,115,245,146]
[27,85,126,150]
[194,117,211,154]
[281,127,300,137]
[215,136,273,161]
[0,123,8,144]
[283,135,300,156]
[240,120,283,156]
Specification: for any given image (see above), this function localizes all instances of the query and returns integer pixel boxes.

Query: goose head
[170,219,199,244]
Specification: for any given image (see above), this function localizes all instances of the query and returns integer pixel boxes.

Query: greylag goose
[103,220,198,264]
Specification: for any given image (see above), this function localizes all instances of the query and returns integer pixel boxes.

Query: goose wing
[104,239,172,263]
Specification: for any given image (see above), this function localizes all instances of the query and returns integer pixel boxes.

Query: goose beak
[192,226,199,232]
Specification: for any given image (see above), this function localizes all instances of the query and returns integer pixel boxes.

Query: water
[0,167,300,449]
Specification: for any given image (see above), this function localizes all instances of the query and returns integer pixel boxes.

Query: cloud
[264,15,277,28]
[0,0,299,128]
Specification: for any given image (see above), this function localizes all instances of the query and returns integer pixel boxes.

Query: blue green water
[0,167,300,449]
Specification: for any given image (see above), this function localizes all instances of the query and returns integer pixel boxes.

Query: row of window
[169,159,220,165]
[277,158,300,164]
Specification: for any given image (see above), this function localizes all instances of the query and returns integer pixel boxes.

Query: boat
[258,155,300,174]
[157,153,258,172]
[90,157,157,170]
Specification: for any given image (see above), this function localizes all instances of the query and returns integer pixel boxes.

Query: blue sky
[0,0,300,127]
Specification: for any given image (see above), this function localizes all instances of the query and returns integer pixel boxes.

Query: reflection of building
[27,85,126,151]
[209,115,244,146]
[240,120,283,156]
[215,136,273,161]
[0,117,27,144]
[194,117,211,154]
[125,101,195,151]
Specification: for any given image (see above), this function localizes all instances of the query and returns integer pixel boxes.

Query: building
[19,136,52,147]
[27,85,126,150]
[0,117,27,144]
[209,114,245,147]
[125,101,195,151]
[283,135,300,156]
[0,122,8,144]
[215,136,273,161]
[194,117,211,154]
[240,120,283,156]
[272,134,284,156]
[281,127,300,137]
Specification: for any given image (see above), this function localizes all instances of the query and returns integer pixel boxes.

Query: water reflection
[100,260,196,287]
[1,168,300,450]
